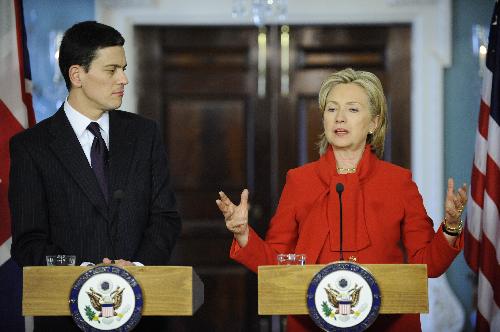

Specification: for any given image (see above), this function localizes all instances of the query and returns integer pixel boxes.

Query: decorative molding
[385,0,438,6]
[100,0,159,9]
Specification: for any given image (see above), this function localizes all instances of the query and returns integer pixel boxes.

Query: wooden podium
[23,266,204,316]
[258,264,428,315]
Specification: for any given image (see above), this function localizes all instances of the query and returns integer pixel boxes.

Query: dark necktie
[87,122,109,203]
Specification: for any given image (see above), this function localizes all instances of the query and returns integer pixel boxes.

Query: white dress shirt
[64,99,109,167]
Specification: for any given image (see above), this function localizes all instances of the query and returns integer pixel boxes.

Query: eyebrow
[104,64,127,69]
[326,101,363,106]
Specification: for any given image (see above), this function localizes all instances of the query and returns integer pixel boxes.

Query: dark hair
[58,21,125,90]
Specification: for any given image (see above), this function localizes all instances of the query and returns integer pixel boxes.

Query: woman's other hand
[216,189,250,247]
[444,178,468,225]
[442,178,468,245]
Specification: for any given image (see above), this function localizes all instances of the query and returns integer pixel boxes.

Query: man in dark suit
[9,21,181,331]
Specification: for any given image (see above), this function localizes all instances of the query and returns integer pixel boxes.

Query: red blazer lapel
[295,189,330,264]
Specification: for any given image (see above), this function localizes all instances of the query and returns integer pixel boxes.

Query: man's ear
[68,65,82,88]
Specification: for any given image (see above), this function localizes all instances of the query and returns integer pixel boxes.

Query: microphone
[336,183,344,261]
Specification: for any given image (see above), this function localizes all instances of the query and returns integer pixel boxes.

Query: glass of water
[46,255,76,266]
[277,253,306,265]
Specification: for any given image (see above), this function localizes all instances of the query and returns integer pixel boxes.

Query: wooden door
[136,26,268,332]
[135,24,410,332]
[275,25,411,201]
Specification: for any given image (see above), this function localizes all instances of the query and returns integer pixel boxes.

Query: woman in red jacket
[216,68,467,331]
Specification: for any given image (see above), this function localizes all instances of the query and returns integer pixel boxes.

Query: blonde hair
[317,68,387,159]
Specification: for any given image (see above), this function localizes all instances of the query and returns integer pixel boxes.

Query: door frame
[97,0,450,224]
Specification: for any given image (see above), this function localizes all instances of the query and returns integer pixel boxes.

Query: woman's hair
[317,68,388,158]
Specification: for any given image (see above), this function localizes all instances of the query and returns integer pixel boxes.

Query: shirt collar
[64,98,109,138]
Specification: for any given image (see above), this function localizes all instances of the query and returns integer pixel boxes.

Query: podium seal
[307,262,381,331]
[69,265,143,331]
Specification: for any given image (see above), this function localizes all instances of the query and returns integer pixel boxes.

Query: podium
[23,266,204,316]
[258,264,428,315]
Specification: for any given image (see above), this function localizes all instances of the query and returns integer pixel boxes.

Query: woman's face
[323,83,378,153]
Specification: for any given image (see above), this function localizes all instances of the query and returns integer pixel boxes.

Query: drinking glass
[277,253,306,265]
[46,255,76,266]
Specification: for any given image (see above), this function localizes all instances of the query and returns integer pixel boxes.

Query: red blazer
[230,145,463,331]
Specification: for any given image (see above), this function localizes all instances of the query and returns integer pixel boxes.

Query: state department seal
[307,262,381,331]
[69,265,143,331]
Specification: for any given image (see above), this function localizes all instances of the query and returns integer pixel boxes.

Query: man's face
[77,46,128,112]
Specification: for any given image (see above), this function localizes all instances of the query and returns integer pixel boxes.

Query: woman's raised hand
[444,178,468,225]
[442,178,468,245]
[216,189,250,247]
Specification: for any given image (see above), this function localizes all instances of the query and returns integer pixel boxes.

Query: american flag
[0,0,35,330]
[464,1,500,331]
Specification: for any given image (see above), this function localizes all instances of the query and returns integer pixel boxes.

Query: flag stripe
[466,195,483,240]
[482,193,500,258]
[477,271,500,330]
[475,310,490,332]
[478,100,490,138]
[13,0,34,127]
[479,235,500,307]
[464,228,479,272]
[488,114,500,166]
[0,100,24,246]
[485,155,500,211]
[473,128,488,175]
[470,164,485,209]
[481,69,492,108]
[0,0,26,128]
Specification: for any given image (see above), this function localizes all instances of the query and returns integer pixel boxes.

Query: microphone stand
[336,183,344,261]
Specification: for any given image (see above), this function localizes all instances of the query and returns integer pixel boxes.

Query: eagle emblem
[86,285,125,318]
[70,265,143,331]
[307,262,381,330]
[325,282,362,315]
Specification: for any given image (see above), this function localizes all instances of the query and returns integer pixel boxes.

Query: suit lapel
[49,107,109,221]
[108,110,136,221]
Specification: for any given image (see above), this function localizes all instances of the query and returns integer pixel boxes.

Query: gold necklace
[336,167,356,174]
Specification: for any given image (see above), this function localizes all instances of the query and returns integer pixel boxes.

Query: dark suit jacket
[9,106,181,267]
